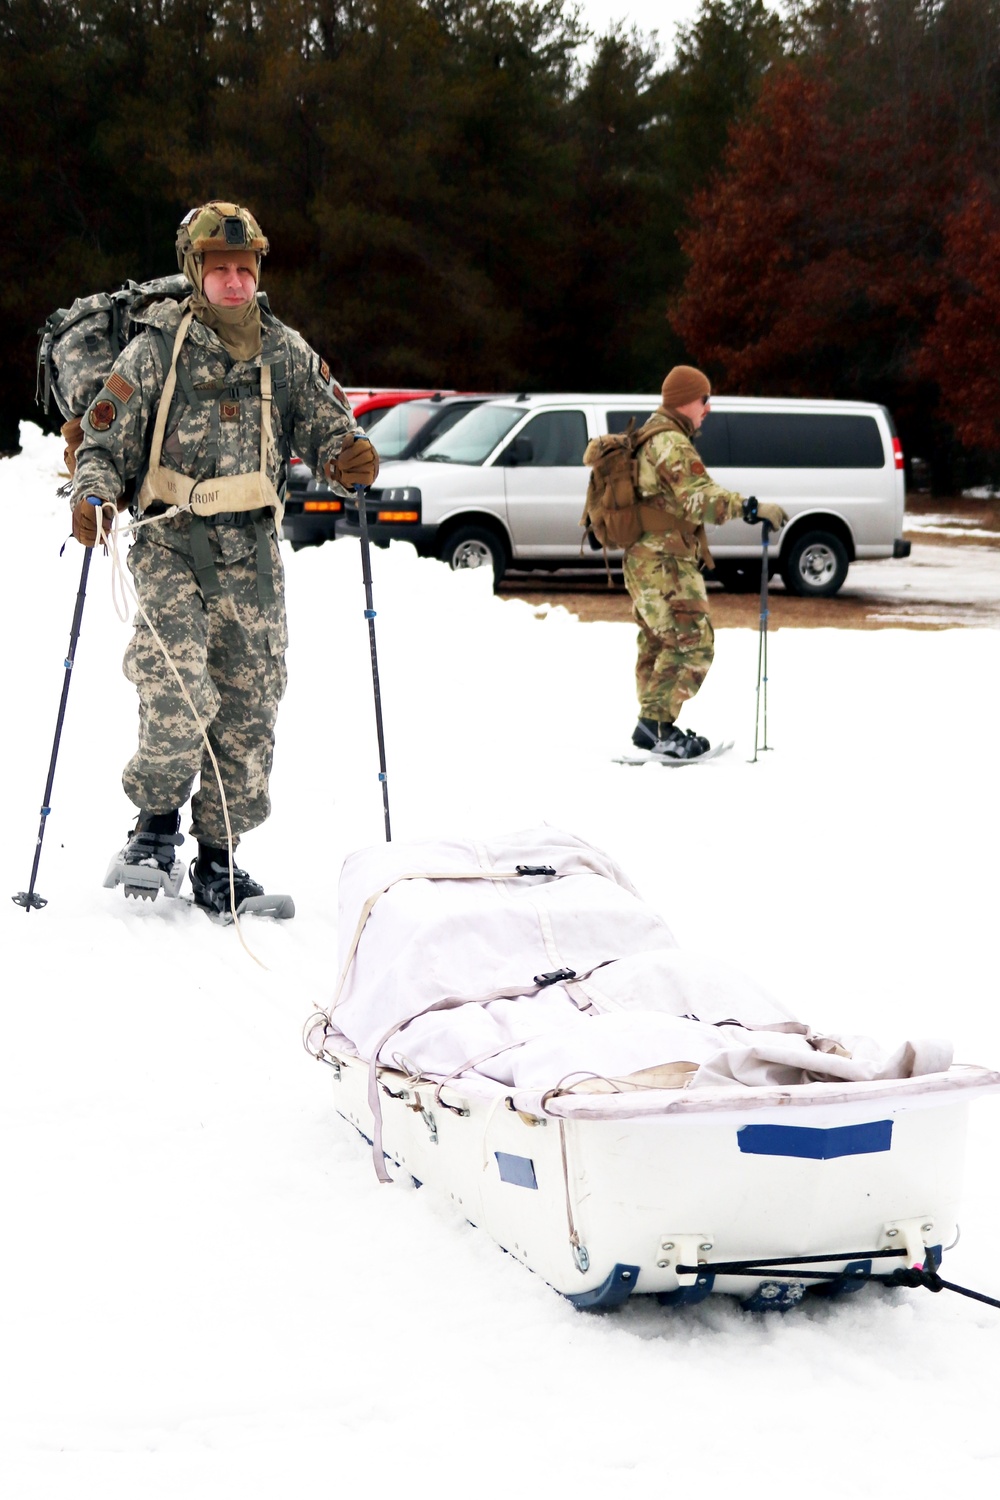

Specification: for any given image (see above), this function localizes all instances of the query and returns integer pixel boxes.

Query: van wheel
[781,531,849,597]
[438,525,508,586]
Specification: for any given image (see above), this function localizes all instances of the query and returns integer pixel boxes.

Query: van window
[726,413,885,469]
[607,409,655,433]
[693,414,729,466]
[421,404,523,465]
[501,410,589,466]
[609,408,730,468]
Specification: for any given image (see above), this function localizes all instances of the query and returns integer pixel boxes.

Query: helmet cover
[175,201,269,270]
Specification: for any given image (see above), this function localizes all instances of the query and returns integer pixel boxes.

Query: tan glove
[742,496,788,530]
[757,501,788,529]
[71,495,117,548]
[61,417,84,476]
[326,433,380,488]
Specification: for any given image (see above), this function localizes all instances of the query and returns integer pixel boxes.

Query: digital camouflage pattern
[625,408,746,722]
[38,275,191,424]
[73,295,352,508]
[123,527,287,843]
[72,292,353,835]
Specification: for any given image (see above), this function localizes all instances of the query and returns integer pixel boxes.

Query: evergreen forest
[2,0,999,486]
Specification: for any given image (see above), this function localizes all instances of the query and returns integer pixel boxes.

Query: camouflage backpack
[35,274,289,480]
[36,275,192,426]
[580,413,676,551]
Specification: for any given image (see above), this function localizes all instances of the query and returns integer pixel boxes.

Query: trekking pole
[750,520,772,763]
[353,461,392,841]
[13,546,94,910]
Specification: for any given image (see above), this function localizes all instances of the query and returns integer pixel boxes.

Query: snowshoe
[632,719,710,760]
[189,850,295,922]
[104,811,184,901]
[615,738,734,767]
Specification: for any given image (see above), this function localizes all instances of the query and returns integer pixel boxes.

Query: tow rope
[675,1245,1000,1310]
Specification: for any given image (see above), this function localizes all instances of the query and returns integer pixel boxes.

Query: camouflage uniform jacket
[634,408,744,562]
[72,296,353,562]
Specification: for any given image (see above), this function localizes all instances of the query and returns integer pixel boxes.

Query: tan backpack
[580,413,676,551]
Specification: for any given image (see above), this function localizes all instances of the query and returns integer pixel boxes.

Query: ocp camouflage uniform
[625,410,744,723]
[73,296,353,843]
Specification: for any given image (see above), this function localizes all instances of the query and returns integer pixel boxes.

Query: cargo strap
[254,517,275,608]
[329,855,622,1013]
[184,514,274,611]
[188,516,221,600]
[362,954,620,1184]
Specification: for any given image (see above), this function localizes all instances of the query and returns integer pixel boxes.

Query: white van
[333,393,910,595]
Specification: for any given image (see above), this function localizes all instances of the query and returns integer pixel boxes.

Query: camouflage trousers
[123,525,288,844]
[623,538,714,723]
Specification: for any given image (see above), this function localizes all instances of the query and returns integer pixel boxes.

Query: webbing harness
[142,309,288,610]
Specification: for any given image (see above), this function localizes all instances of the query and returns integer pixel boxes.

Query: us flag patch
[106,372,135,403]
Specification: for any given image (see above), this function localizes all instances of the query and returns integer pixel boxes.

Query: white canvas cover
[325,827,952,1096]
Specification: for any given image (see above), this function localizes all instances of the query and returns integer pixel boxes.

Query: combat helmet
[175,201,269,270]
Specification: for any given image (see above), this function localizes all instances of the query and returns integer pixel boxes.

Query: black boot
[124,810,182,872]
[632,717,666,748]
[190,843,264,916]
[652,724,710,760]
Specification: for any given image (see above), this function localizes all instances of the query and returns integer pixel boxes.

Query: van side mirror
[502,436,534,466]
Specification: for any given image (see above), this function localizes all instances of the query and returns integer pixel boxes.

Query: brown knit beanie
[661,365,711,409]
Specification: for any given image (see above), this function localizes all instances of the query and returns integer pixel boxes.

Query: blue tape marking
[495,1151,538,1189]
[377,773,386,783]
[64,658,73,669]
[364,609,376,619]
[41,806,51,816]
[738,1121,893,1159]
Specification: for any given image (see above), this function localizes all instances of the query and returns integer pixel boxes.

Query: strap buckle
[533,967,577,987]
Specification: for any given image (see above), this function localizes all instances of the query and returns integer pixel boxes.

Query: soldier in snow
[70,201,378,914]
[626,364,786,759]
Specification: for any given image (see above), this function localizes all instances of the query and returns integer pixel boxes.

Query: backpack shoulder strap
[633,413,678,450]
[261,317,293,463]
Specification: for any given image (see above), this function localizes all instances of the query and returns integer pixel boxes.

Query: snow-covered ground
[4,423,1000,1497]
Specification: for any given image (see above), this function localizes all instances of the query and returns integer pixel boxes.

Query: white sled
[305,828,1000,1310]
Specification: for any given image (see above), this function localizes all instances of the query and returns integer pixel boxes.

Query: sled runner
[305,828,1000,1311]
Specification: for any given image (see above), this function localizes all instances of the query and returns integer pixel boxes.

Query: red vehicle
[284,388,475,549]
[286,389,458,494]
[345,388,463,429]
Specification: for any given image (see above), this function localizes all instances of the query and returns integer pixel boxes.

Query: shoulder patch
[332,380,348,407]
[106,372,135,403]
[690,459,706,476]
[319,359,331,384]
[88,399,118,432]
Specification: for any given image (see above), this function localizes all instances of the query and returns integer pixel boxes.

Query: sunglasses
[701,394,711,406]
